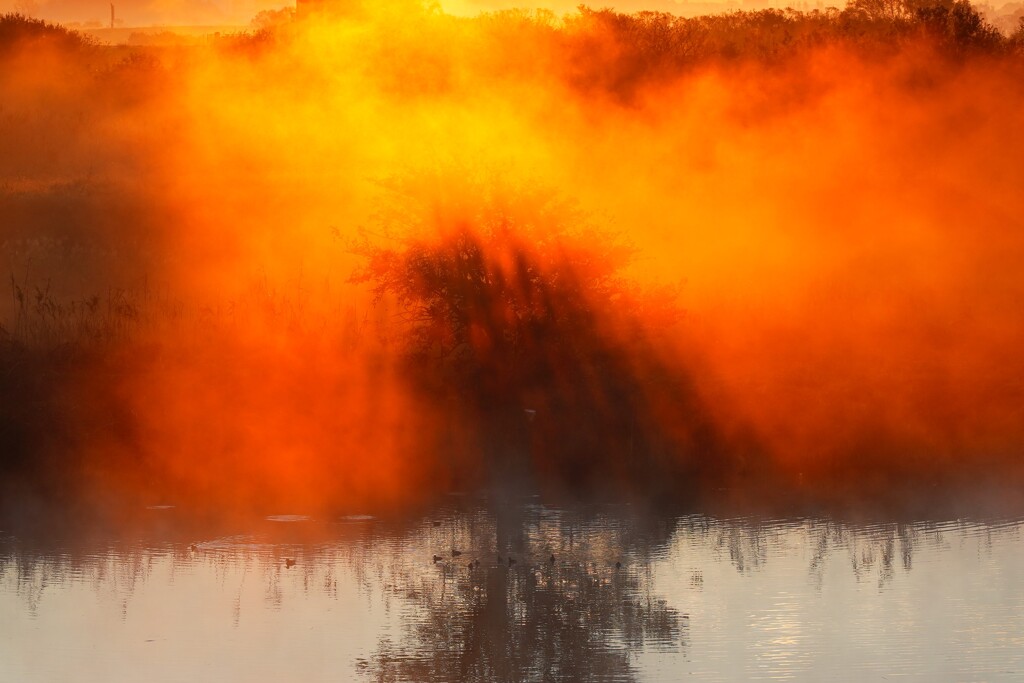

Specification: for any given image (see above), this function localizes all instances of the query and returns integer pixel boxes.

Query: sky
[3,0,292,26]
[1,0,730,28]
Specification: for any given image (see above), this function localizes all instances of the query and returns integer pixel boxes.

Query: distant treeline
[5,0,1024,70]
[239,1,1024,108]
[1,3,1021,113]
[472,1,1024,99]
[233,1,1024,99]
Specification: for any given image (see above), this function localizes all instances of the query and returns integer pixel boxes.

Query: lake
[2,497,1022,682]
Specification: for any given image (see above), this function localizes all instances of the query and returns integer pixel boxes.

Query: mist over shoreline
[2,4,1023,516]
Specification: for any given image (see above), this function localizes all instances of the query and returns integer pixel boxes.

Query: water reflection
[1,504,1023,682]
[357,503,686,683]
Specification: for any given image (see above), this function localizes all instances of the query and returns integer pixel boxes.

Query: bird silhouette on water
[549,554,556,564]
[285,559,296,568]
[452,549,462,557]
[433,555,443,563]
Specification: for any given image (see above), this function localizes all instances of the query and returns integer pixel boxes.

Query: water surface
[2,500,1022,682]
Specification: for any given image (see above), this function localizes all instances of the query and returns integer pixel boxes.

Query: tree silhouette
[349,190,727,497]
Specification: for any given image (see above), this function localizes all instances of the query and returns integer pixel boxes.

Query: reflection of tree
[0,534,169,618]
[679,515,925,590]
[0,518,344,623]
[358,502,687,683]
[714,522,769,574]
[842,522,919,589]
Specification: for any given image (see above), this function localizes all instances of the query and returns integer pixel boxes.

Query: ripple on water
[265,515,313,523]
[336,515,376,523]
[194,535,275,553]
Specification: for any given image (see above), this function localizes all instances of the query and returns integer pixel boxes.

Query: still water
[2,499,1022,682]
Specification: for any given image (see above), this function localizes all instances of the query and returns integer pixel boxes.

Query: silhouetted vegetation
[0,13,91,53]
[132,0,1024,101]
[348,196,728,498]
[555,1,1016,101]
[279,0,1022,102]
